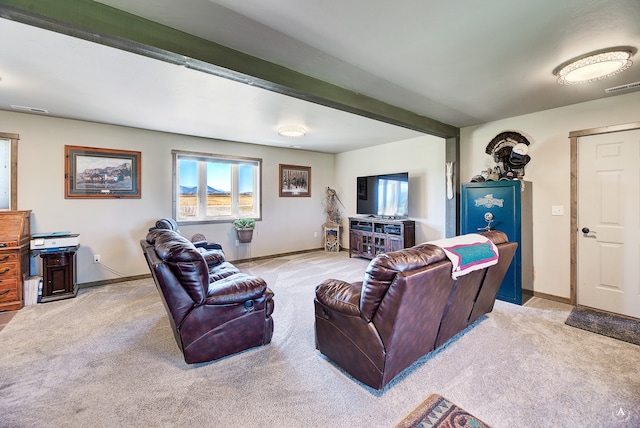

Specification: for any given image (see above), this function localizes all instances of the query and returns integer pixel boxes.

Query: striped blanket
[427,233,499,279]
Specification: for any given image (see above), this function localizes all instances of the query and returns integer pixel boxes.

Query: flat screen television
[356,172,409,218]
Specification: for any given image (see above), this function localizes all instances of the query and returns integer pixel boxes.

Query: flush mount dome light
[554,47,635,85]
[278,125,306,137]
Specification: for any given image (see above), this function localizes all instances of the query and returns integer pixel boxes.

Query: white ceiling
[1,0,639,153]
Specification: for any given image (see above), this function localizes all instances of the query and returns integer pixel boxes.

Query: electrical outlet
[93,254,101,263]
[314,232,318,238]
[235,240,239,247]
[551,205,564,216]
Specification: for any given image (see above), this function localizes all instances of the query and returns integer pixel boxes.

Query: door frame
[569,121,640,305]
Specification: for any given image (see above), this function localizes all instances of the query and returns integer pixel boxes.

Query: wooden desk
[0,210,31,311]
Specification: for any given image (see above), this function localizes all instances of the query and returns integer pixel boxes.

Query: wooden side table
[39,248,78,302]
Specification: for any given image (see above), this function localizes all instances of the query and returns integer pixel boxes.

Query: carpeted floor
[1,251,639,427]
[565,306,640,346]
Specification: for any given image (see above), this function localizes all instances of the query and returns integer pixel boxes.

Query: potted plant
[233,218,256,243]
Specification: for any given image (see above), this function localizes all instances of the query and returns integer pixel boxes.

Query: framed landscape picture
[279,164,311,197]
[65,145,141,198]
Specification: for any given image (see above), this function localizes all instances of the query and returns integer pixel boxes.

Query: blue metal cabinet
[461,180,533,305]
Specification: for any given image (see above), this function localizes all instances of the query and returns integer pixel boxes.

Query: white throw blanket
[426,233,499,279]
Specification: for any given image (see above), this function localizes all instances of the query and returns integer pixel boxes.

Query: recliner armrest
[205,273,267,305]
[195,242,223,250]
[197,248,226,269]
[315,279,363,317]
[191,233,223,250]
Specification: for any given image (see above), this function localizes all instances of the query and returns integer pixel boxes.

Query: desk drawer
[0,278,19,303]
[0,252,18,263]
[0,261,18,277]
[43,253,71,267]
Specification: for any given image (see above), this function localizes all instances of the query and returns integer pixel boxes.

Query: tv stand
[349,216,415,259]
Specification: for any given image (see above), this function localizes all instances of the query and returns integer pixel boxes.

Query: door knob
[581,227,589,234]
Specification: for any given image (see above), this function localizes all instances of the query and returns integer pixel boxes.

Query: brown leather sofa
[140,228,274,364]
[314,231,516,390]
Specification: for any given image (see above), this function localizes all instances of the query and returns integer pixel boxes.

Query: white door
[577,129,640,318]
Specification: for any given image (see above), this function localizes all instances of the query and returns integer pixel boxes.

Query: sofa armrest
[205,273,267,305]
[479,230,508,245]
[315,279,363,317]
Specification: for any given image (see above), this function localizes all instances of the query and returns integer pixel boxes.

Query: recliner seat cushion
[208,261,241,281]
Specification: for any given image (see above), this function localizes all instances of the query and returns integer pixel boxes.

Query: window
[173,150,261,223]
[0,133,19,210]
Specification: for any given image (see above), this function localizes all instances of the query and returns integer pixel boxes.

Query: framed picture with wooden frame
[65,145,141,199]
[279,164,311,197]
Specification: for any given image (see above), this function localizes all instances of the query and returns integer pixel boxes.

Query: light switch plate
[551,205,564,216]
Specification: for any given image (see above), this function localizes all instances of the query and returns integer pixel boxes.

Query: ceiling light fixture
[278,125,306,137]
[553,47,635,85]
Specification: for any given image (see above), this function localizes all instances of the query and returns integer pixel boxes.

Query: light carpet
[1,251,639,427]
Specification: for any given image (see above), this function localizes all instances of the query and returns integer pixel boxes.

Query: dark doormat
[565,306,640,346]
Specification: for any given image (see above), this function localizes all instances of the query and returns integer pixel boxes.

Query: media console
[348,216,415,259]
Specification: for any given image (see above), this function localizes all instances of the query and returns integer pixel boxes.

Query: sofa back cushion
[154,218,179,232]
[146,229,208,304]
[359,244,447,322]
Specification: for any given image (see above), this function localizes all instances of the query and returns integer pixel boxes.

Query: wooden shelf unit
[348,217,415,259]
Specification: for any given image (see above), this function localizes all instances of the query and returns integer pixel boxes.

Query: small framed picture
[65,145,141,198]
[279,164,311,197]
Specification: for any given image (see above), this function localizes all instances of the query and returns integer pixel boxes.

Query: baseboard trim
[532,291,571,305]
[79,274,151,289]
[232,247,327,264]
[78,247,332,288]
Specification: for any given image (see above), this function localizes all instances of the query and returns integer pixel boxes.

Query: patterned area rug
[394,394,491,428]
[565,306,640,346]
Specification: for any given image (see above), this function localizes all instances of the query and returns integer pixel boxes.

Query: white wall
[3,110,334,284]
[13,88,635,296]
[335,134,447,245]
[460,91,640,299]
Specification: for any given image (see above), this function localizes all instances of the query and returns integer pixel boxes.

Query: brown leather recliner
[140,228,274,364]
[314,231,516,390]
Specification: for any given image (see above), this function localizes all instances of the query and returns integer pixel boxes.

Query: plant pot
[236,228,254,243]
